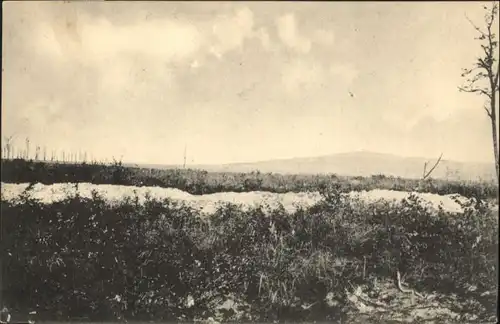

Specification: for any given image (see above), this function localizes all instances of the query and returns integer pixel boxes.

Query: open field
[1,159,498,323]
[169,150,497,182]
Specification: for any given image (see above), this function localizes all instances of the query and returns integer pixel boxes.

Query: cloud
[34,10,205,64]
[255,27,273,51]
[211,7,254,55]
[86,18,204,61]
[190,60,200,69]
[404,110,492,162]
[98,55,176,98]
[282,60,324,93]
[33,5,273,67]
[276,13,312,54]
[313,29,335,46]
[34,22,67,59]
[330,64,359,85]
[209,7,277,59]
[280,60,357,97]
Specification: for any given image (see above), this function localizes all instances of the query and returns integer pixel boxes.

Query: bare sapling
[3,134,15,159]
[459,2,499,188]
[422,153,443,181]
[25,137,30,160]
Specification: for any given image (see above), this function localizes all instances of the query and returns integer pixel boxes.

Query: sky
[2,1,499,165]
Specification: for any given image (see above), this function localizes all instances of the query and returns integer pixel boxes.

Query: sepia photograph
[1,1,499,323]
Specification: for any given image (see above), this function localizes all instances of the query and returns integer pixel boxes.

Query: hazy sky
[2,1,498,165]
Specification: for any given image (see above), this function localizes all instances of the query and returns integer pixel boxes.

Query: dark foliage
[1,185,497,322]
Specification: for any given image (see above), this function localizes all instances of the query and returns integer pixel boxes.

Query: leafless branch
[396,270,425,298]
[465,13,487,38]
[4,134,16,143]
[484,104,493,118]
[422,153,443,180]
[458,86,493,98]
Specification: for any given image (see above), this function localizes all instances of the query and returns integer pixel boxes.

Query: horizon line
[124,150,495,167]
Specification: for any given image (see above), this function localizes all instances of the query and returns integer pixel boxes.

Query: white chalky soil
[0,182,480,215]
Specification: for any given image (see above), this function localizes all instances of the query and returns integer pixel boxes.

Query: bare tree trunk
[1,202,3,310]
[492,115,499,184]
[25,138,30,160]
[490,86,500,206]
[0,258,2,312]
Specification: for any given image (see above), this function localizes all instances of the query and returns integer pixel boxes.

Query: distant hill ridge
[127,151,496,181]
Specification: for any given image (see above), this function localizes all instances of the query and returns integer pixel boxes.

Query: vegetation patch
[1,185,497,322]
[1,159,498,199]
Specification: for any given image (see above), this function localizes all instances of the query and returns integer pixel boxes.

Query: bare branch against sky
[1,1,496,165]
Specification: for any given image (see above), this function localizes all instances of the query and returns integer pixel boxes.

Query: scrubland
[2,159,498,199]
[1,159,498,323]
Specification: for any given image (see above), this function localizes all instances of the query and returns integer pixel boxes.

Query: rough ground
[194,279,497,323]
[342,280,497,324]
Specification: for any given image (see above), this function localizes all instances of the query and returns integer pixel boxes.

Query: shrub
[1,184,497,321]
